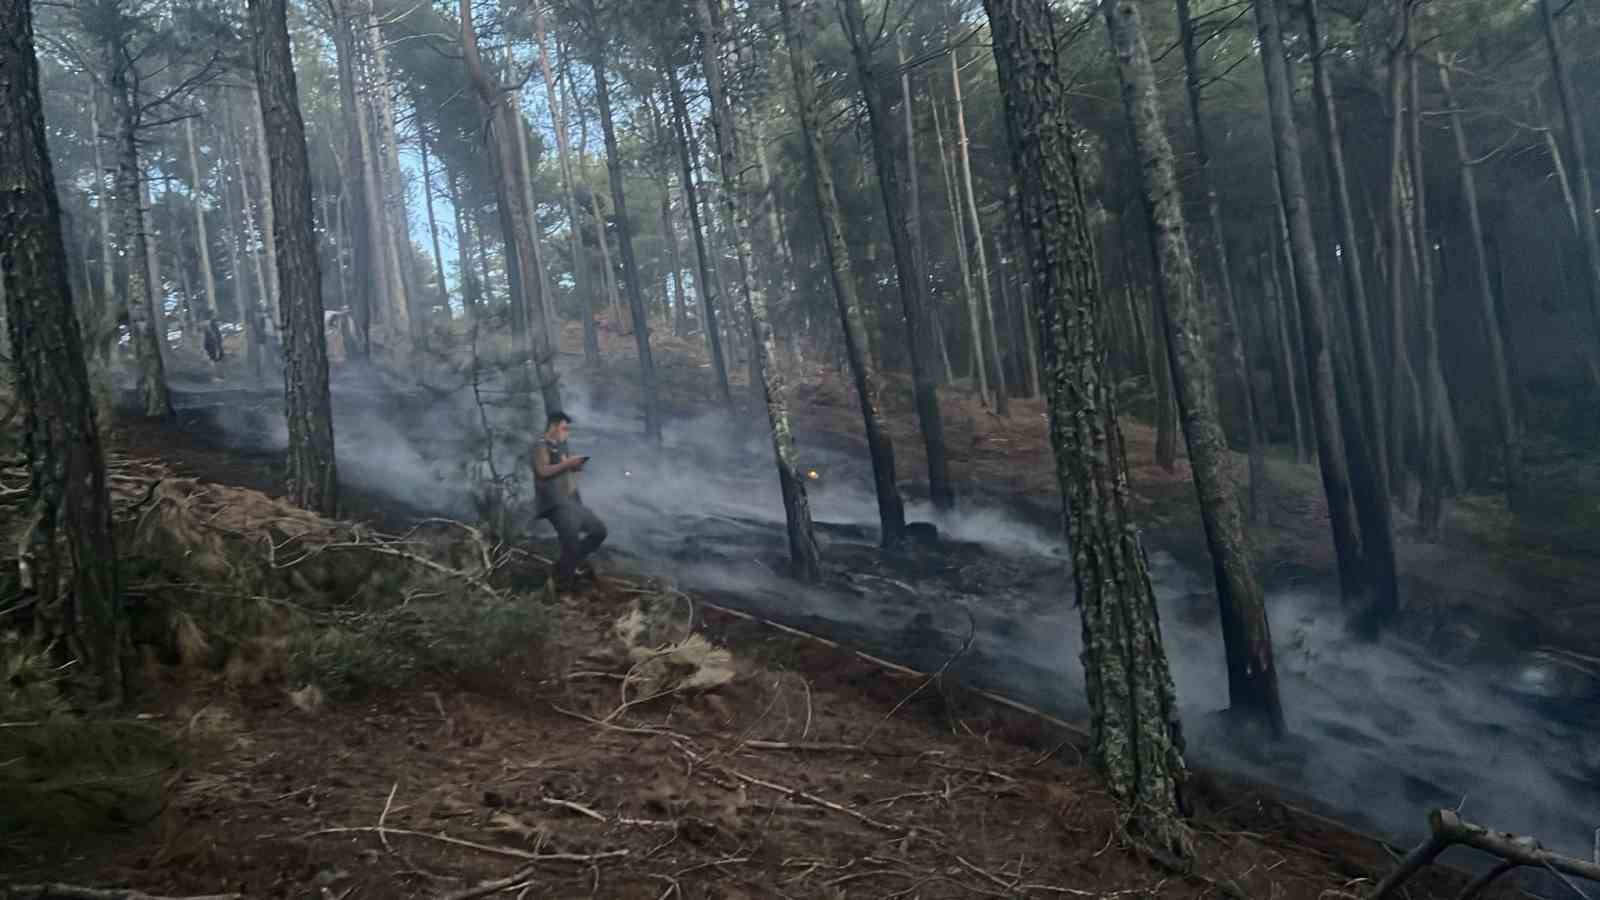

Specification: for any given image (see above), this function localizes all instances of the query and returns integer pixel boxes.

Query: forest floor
[1,316,1576,899]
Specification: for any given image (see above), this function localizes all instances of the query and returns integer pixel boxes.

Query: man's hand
[563,455,590,472]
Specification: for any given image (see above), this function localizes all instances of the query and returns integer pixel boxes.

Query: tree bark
[1438,60,1522,505]
[1255,0,1370,615]
[700,0,821,582]
[952,50,1009,416]
[1,0,125,701]
[449,167,477,323]
[108,53,172,420]
[667,62,732,404]
[591,52,662,441]
[1103,0,1283,732]
[781,0,906,548]
[461,0,561,417]
[1540,0,1600,372]
[534,5,600,368]
[841,0,953,511]
[662,184,688,338]
[141,175,165,350]
[1305,0,1400,631]
[1174,0,1263,521]
[249,0,339,517]
[985,0,1189,847]
[1383,19,1414,494]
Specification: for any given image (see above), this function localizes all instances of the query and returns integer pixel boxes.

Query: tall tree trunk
[781,0,906,548]
[1,0,124,701]
[591,52,662,441]
[232,114,272,367]
[449,168,477,323]
[984,0,1188,846]
[1266,244,1305,463]
[534,5,599,368]
[108,65,172,419]
[419,128,449,323]
[1271,170,1313,459]
[932,94,985,400]
[1438,59,1522,505]
[1104,0,1283,732]
[1175,0,1263,521]
[185,118,219,324]
[1255,0,1370,615]
[331,2,371,358]
[1383,21,1415,494]
[461,0,560,416]
[662,184,688,339]
[1305,0,1400,630]
[249,0,339,516]
[667,62,732,403]
[219,134,263,384]
[141,176,165,348]
[514,109,558,345]
[1541,0,1600,372]
[565,63,625,336]
[700,0,821,581]
[250,85,282,332]
[841,0,953,511]
[898,36,936,386]
[952,50,1009,416]
[367,6,414,340]
[1407,26,1447,537]
[351,17,392,344]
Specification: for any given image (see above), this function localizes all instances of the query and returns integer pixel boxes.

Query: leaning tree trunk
[1174,0,1263,521]
[366,7,415,340]
[1255,0,1370,615]
[1439,59,1522,506]
[841,0,954,511]
[1383,19,1415,495]
[1266,244,1305,463]
[1305,0,1400,632]
[898,37,937,387]
[591,52,663,442]
[953,50,1009,416]
[534,4,600,368]
[1541,0,1600,374]
[699,0,821,582]
[461,0,561,417]
[1104,0,1283,733]
[667,61,733,404]
[514,110,558,344]
[108,62,172,420]
[781,0,905,549]
[1,0,124,701]
[249,0,339,517]
[985,0,1189,848]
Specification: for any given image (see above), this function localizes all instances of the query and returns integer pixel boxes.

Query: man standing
[203,317,225,363]
[532,410,608,586]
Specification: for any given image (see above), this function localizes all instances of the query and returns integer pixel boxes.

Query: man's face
[550,421,570,443]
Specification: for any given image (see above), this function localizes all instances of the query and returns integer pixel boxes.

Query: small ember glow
[624,470,632,478]
[807,470,819,480]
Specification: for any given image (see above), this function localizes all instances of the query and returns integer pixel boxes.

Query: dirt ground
[0,318,1554,899]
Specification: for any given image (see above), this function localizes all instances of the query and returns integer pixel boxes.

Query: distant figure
[202,317,224,363]
[532,410,608,586]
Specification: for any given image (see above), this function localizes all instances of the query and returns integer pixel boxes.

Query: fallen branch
[4,886,239,900]
[1370,809,1600,899]
[674,743,905,834]
[301,825,628,865]
[857,607,976,747]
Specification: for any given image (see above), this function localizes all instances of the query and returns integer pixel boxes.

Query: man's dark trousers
[547,501,607,579]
